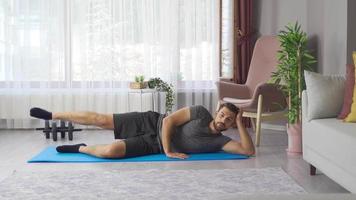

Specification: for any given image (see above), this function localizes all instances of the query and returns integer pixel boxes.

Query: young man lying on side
[30,103,255,159]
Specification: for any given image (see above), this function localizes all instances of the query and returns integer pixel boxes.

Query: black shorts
[113,111,163,158]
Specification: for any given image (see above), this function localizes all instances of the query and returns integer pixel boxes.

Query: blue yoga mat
[28,146,249,163]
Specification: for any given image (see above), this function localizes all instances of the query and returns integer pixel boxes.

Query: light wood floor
[0,127,349,194]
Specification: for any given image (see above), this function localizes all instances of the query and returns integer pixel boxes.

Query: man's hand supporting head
[221,108,255,156]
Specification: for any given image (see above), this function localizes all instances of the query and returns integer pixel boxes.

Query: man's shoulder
[189,105,210,114]
[189,105,212,121]
[189,105,207,110]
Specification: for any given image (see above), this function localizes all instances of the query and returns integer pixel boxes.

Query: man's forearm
[237,120,255,154]
[161,119,174,154]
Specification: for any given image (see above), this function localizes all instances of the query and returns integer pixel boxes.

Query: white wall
[307,0,348,75]
[347,0,356,64]
[255,0,307,34]
[254,0,354,76]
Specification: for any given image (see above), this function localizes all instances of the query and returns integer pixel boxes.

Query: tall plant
[271,22,316,124]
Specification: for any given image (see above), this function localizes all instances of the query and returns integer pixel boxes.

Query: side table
[127,89,158,112]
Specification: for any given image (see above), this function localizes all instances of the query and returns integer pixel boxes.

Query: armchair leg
[255,95,263,147]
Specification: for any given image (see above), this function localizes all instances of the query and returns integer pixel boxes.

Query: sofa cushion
[304,70,345,121]
[338,64,355,119]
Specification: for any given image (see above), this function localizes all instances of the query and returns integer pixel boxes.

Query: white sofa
[302,90,356,193]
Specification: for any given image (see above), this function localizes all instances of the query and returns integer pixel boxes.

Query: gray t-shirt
[158,105,231,153]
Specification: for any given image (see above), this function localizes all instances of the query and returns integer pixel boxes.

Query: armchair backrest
[245,36,280,95]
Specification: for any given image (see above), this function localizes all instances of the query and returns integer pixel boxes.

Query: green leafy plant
[270,22,316,124]
[148,78,174,113]
[135,75,145,83]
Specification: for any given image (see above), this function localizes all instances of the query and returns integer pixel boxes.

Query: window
[220,0,234,79]
[0,0,219,87]
[0,0,65,81]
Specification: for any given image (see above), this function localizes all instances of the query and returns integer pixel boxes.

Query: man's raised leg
[30,107,114,129]
[53,111,114,129]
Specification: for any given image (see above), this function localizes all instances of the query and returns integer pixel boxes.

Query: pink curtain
[233,0,254,84]
[233,0,254,127]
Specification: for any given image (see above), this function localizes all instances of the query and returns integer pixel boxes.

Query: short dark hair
[218,103,239,115]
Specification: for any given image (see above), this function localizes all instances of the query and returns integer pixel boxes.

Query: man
[30,103,255,159]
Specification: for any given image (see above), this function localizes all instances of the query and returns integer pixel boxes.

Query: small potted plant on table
[130,75,147,89]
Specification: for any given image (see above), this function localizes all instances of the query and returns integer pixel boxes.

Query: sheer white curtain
[177,0,220,112]
[0,0,219,129]
[0,0,66,128]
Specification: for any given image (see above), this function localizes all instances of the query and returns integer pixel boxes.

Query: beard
[213,121,227,132]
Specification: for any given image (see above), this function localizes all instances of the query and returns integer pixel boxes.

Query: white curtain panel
[0,0,219,129]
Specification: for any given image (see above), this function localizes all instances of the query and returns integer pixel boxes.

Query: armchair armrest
[215,81,250,100]
[241,83,287,112]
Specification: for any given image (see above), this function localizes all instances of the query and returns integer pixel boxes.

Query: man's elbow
[162,117,175,130]
[162,117,172,127]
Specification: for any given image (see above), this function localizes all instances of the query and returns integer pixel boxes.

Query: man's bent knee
[100,141,125,158]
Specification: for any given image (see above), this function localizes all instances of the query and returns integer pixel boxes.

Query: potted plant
[270,22,316,154]
[148,78,174,113]
[130,75,147,89]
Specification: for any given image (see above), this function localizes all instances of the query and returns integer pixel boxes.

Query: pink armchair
[216,36,287,146]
